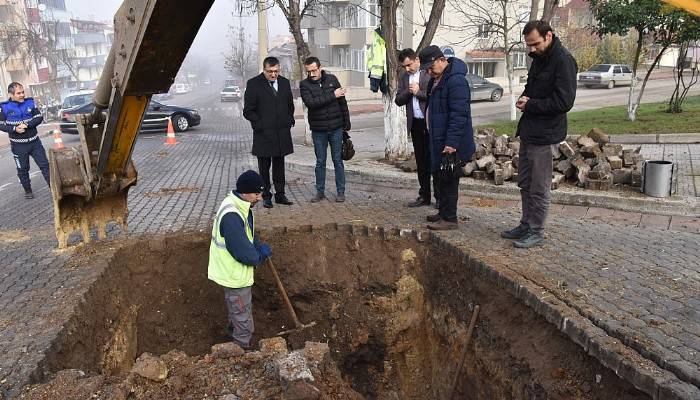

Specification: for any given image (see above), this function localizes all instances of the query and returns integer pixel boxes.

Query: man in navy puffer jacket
[0,82,50,199]
[419,46,475,230]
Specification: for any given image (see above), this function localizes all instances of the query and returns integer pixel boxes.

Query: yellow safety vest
[208,192,255,288]
[366,30,386,79]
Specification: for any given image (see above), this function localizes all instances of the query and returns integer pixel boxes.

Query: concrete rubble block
[475,134,490,149]
[512,154,519,169]
[493,168,505,185]
[612,168,632,184]
[493,147,514,157]
[211,342,245,359]
[507,141,520,154]
[462,160,477,176]
[580,145,602,158]
[551,173,565,190]
[486,162,498,174]
[622,149,635,166]
[476,154,496,170]
[476,127,496,137]
[474,148,489,158]
[631,170,643,188]
[497,156,511,163]
[631,153,645,166]
[602,143,623,157]
[131,353,168,382]
[501,161,515,180]
[559,141,576,158]
[587,127,610,144]
[584,157,597,167]
[494,134,509,148]
[555,158,573,175]
[551,144,562,160]
[606,155,623,170]
[260,337,289,356]
[274,350,315,386]
[585,178,612,190]
[472,170,488,180]
[587,170,603,180]
[577,135,596,147]
[592,161,612,175]
[572,159,591,184]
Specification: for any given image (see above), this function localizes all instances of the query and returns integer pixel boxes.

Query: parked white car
[220,86,242,102]
[578,64,633,89]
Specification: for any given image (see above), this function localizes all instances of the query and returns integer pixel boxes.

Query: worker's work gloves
[258,243,273,260]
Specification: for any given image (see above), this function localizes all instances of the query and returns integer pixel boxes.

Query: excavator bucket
[49,117,137,248]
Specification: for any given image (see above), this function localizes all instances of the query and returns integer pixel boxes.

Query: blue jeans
[312,129,345,194]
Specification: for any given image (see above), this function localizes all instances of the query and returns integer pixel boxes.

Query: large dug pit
[24,227,649,399]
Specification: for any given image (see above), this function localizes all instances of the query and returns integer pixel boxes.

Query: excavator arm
[661,0,700,16]
[49,0,215,247]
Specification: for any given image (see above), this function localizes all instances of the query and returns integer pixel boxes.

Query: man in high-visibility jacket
[366,28,387,93]
[208,170,272,349]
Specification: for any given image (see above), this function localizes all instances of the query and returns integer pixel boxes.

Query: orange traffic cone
[165,118,178,145]
[52,130,64,149]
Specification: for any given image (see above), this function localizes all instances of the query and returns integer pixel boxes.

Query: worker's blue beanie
[236,170,265,194]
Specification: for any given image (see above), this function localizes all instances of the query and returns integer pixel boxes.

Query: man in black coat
[395,48,434,208]
[502,21,577,248]
[299,56,351,203]
[243,56,295,208]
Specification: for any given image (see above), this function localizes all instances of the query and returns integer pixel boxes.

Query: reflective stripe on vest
[207,193,255,289]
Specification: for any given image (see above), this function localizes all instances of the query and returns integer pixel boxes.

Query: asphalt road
[0,77,695,197]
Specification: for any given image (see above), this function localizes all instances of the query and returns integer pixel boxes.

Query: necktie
[269,81,276,94]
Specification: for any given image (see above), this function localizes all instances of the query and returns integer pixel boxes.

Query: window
[614,66,622,74]
[332,46,350,69]
[477,23,491,39]
[512,52,527,69]
[351,46,368,71]
[621,66,631,73]
[366,0,379,27]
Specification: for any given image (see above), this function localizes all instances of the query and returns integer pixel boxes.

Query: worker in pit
[208,170,272,349]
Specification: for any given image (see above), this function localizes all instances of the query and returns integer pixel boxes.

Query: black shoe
[514,231,544,248]
[500,225,529,240]
[263,199,273,208]
[24,189,34,200]
[407,197,431,208]
[426,213,441,223]
[427,220,458,230]
[275,195,293,205]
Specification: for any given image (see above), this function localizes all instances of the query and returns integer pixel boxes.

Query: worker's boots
[24,188,34,200]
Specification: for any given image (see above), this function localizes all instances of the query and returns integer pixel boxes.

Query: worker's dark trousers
[435,171,460,223]
[257,156,286,200]
[224,286,254,348]
[517,141,553,233]
[11,139,50,191]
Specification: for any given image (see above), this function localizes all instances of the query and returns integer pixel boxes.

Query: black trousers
[435,171,460,223]
[257,156,286,200]
[410,118,434,202]
[11,139,50,191]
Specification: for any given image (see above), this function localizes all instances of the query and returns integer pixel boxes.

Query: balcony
[328,28,350,45]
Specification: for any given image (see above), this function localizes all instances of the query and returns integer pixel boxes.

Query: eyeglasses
[306,67,320,75]
[264,68,280,74]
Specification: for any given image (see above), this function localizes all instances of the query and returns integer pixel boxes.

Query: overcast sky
[65,0,291,64]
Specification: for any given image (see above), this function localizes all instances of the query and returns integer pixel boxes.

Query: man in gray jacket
[395,48,434,208]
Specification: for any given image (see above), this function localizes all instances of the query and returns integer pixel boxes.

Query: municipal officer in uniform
[0,82,50,199]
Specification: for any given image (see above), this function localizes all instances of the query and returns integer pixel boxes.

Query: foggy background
[65,0,292,84]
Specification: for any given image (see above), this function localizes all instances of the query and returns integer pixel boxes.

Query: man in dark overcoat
[243,56,295,208]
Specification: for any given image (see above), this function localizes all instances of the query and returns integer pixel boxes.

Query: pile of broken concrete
[463,128,645,190]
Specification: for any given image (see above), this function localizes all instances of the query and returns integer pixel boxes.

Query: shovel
[266,258,317,336]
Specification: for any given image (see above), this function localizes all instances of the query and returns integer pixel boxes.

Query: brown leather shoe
[426,213,441,222]
[427,220,458,230]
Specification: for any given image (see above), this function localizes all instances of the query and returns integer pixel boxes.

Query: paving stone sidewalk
[0,109,698,398]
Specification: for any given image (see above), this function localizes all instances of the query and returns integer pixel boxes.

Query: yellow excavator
[47,0,698,248]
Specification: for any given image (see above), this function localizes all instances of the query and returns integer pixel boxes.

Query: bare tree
[668,41,699,113]
[223,22,258,82]
[447,0,528,120]
[381,0,445,160]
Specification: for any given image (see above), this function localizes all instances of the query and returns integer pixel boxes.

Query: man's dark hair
[263,56,280,68]
[304,56,321,68]
[7,82,22,94]
[398,48,417,63]
[522,20,553,38]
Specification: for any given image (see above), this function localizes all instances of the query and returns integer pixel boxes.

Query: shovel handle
[266,258,303,329]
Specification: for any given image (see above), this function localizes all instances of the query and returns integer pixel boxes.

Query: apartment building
[70,18,113,90]
[303,0,532,88]
[0,0,37,96]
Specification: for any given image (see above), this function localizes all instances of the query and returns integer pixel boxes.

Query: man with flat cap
[208,169,273,349]
[418,45,475,230]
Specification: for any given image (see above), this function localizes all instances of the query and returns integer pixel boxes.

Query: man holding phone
[0,82,50,199]
[503,21,577,248]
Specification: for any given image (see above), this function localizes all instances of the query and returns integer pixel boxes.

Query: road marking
[0,182,13,191]
[30,171,40,177]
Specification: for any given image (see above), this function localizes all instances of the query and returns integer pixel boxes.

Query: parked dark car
[466,74,503,102]
[60,99,200,134]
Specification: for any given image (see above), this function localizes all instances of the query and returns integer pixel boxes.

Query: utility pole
[257,0,268,70]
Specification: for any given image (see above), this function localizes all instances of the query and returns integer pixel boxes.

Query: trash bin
[642,160,675,198]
